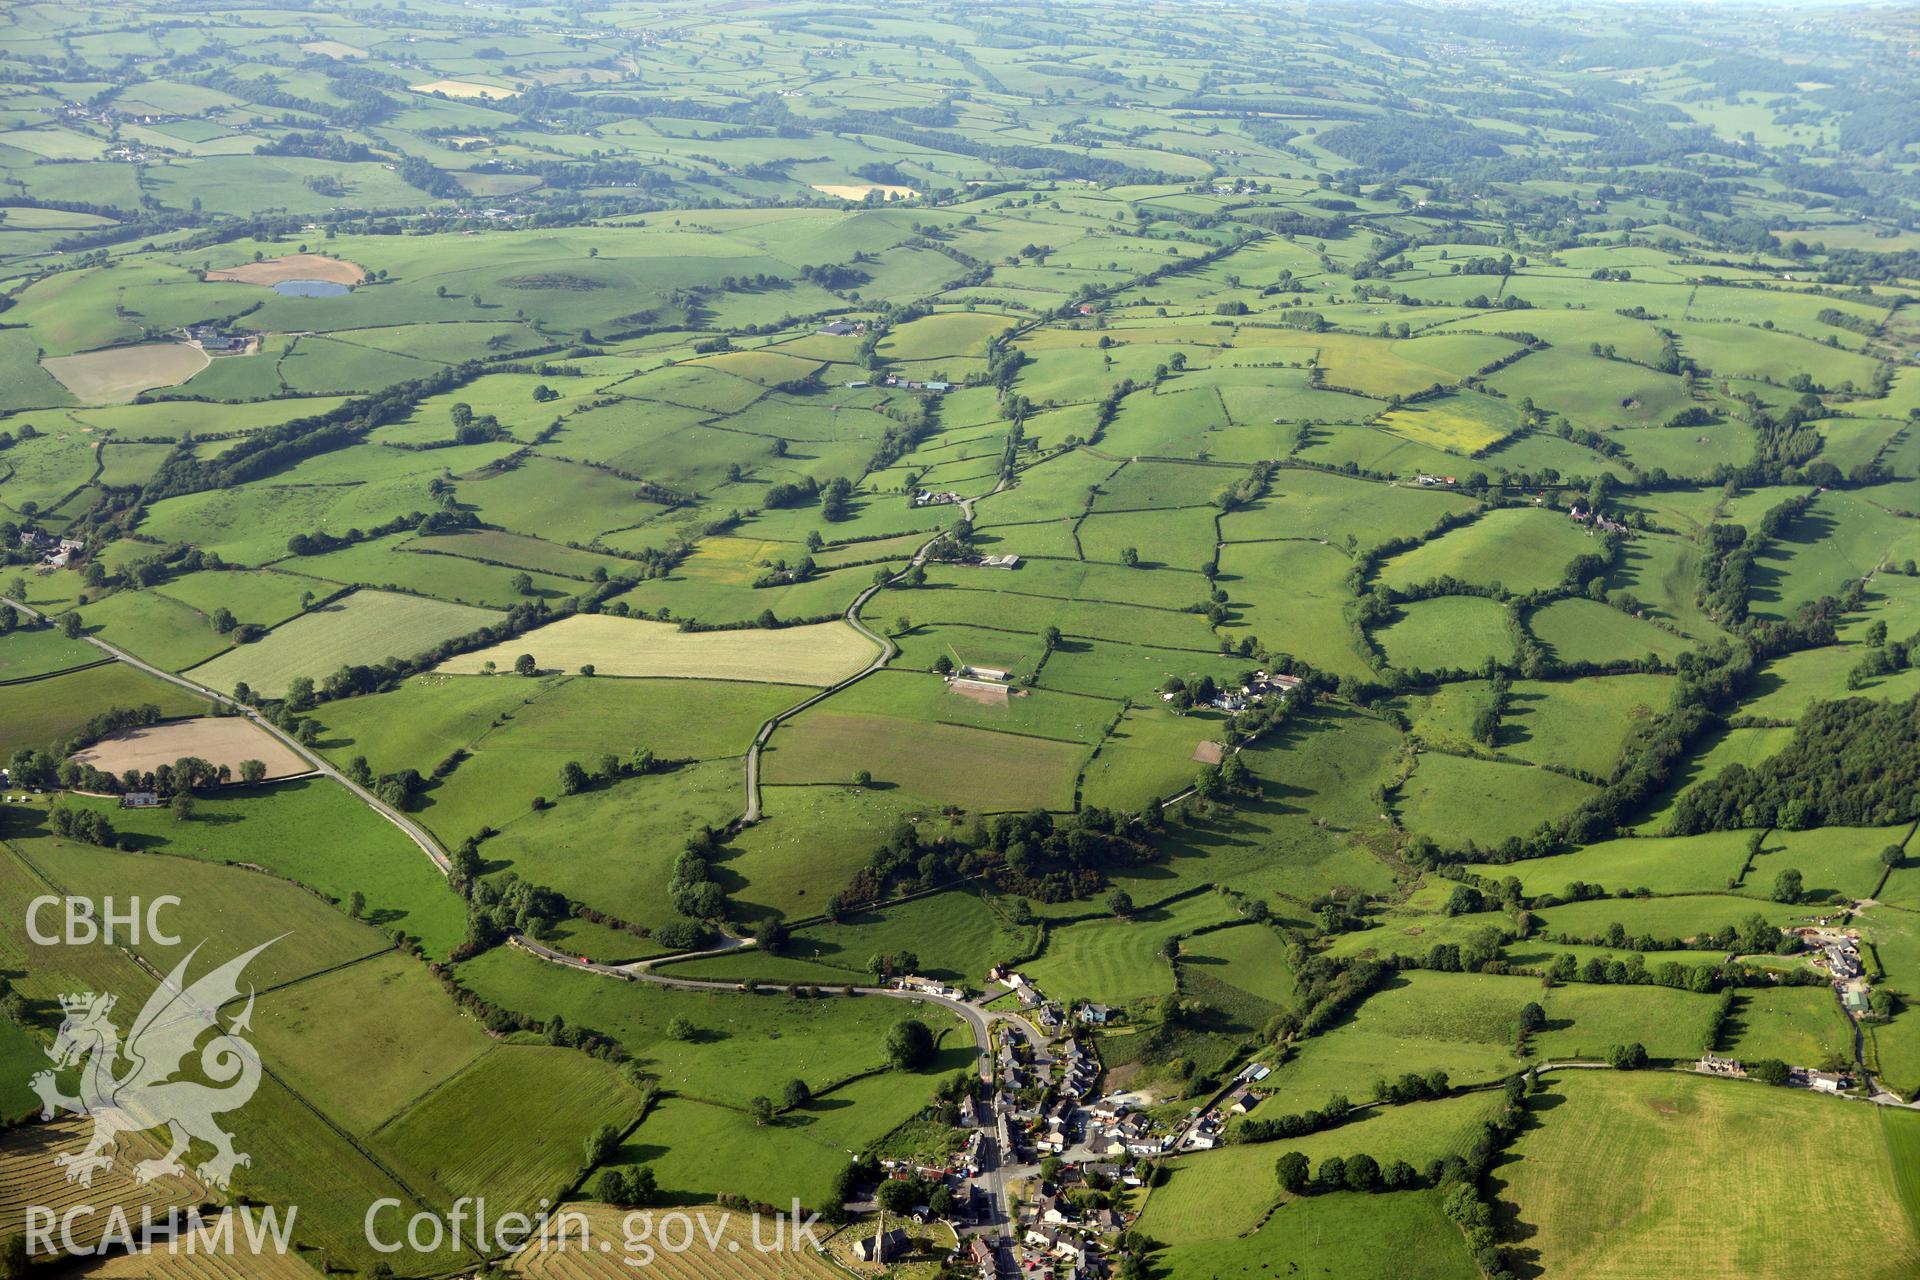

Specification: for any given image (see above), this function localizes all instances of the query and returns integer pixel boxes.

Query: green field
[61,776,465,954]
[0,4,1917,1274]
[191,589,500,696]
[1497,1072,1920,1279]
[0,660,209,755]
[1377,596,1515,674]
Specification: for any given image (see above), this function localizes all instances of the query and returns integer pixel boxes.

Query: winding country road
[740,485,996,823]
[3,595,451,870]
[5,472,1040,1228]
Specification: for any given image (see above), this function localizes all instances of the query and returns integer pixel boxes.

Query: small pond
[270,279,351,297]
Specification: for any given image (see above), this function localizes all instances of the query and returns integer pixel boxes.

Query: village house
[1568,505,1629,536]
[1078,1002,1112,1026]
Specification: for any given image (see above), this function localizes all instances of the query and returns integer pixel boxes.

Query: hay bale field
[0,1119,207,1250]
[69,715,308,780]
[439,614,879,686]
[204,254,366,286]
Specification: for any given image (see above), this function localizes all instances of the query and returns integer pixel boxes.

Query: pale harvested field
[71,716,308,780]
[205,254,366,286]
[43,343,207,402]
[0,1119,205,1249]
[79,1217,326,1278]
[411,79,519,100]
[811,183,918,200]
[438,615,879,686]
[1191,740,1224,764]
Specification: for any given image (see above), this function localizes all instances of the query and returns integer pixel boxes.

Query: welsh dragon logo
[30,938,277,1190]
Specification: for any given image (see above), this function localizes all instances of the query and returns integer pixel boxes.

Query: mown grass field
[192,589,499,696]
[762,711,1087,811]
[1496,1072,1920,1280]
[377,1045,643,1212]
[1379,507,1600,595]
[1023,891,1242,1007]
[1155,1190,1477,1280]
[1395,751,1596,848]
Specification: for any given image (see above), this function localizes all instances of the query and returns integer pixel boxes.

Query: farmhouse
[1824,940,1864,979]
[120,791,160,808]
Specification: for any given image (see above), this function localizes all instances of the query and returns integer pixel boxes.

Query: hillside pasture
[1378,507,1600,595]
[1376,596,1514,673]
[0,625,100,681]
[1395,751,1596,847]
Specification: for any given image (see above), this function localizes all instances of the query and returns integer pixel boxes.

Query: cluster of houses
[1568,504,1630,535]
[1180,1062,1271,1150]
[1696,1053,1853,1094]
[17,530,83,570]
[845,371,952,392]
[185,322,252,355]
[1801,927,1877,1019]
[1810,931,1865,981]
[1162,670,1301,714]
[885,374,952,393]
[912,488,964,508]
[893,973,966,1000]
